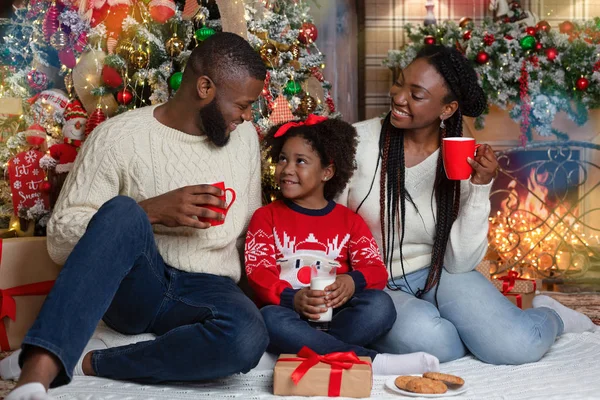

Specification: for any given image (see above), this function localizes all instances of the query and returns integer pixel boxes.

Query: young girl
[244,115,439,375]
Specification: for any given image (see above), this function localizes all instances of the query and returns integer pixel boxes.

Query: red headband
[273,114,328,138]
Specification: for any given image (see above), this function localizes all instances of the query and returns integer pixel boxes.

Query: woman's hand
[467,144,498,185]
[293,288,328,320]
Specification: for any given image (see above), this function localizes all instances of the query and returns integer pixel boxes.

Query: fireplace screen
[486,141,600,280]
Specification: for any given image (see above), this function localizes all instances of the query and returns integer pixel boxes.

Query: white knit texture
[48,328,600,399]
[47,105,262,282]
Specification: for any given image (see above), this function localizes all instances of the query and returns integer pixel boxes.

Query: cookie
[405,377,448,394]
[394,375,417,390]
[423,372,465,387]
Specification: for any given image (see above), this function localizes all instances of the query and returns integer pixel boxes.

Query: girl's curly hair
[264,118,358,201]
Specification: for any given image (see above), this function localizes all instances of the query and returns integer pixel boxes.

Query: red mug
[198,181,236,226]
[442,138,481,180]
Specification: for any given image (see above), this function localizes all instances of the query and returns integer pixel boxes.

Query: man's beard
[199,97,230,147]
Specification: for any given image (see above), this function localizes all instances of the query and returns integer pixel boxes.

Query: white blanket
[49,326,600,400]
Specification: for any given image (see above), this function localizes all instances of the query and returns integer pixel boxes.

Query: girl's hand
[324,274,355,309]
[293,288,327,320]
[467,144,498,185]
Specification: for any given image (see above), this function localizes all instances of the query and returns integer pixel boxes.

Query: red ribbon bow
[274,114,328,138]
[498,270,536,294]
[278,346,371,397]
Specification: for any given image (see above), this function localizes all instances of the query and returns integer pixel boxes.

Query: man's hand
[324,274,355,309]
[293,288,328,320]
[467,144,499,185]
[138,184,225,229]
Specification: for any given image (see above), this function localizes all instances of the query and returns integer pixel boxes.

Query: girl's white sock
[0,349,22,380]
[372,352,440,376]
[4,382,54,400]
[73,338,107,376]
[533,295,595,334]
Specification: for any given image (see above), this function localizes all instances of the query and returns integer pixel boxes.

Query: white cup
[309,275,336,322]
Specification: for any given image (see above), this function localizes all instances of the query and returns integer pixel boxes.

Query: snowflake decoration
[25,150,38,164]
[13,180,21,189]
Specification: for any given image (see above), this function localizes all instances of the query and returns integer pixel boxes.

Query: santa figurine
[47,99,88,173]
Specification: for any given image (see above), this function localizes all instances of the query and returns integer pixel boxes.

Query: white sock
[73,338,108,376]
[5,382,54,400]
[533,295,596,334]
[372,352,440,376]
[0,349,22,380]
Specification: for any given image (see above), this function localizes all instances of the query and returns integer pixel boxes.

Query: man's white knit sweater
[47,105,262,282]
[337,118,492,278]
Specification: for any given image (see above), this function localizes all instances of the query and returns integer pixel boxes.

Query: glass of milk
[308,261,339,330]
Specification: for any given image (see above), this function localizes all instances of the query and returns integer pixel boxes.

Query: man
[8,32,268,400]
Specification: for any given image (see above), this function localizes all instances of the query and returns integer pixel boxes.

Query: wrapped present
[475,260,492,281]
[492,271,540,310]
[0,237,61,350]
[273,346,372,398]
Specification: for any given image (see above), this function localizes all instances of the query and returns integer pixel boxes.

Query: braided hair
[380,45,486,298]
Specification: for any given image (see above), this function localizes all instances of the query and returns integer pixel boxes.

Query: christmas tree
[0,0,336,233]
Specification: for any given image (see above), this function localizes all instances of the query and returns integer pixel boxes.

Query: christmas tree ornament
[576,77,589,91]
[85,106,107,136]
[462,30,471,41]
[101,65,123,88]
[483,33,495,46]
[64,72,74,96]
[424,35,436,45]
[165,35,185,57]
[269,95,295,125]
[559,21,575,35]
[475,51,489,64]
[129,49,149,69]
[297,94,317,116]
[459,17,473,28]
[183,0,201,20]
[49,99,88,173]
[545,47,558,61]
[72,49,119,117]
[298,22,318,44]
[534,42,543,51]
[525,26,536,36]
[284,80,302,95]
[288,44,300,60]
[116,40,134,60]
[41,181,52,193]
[536,20,551,33]
[103,0,131,36]
[260,42,279,65]
[117,89,133,104]
[74,32,88,53]
[149,0,176,23]
[27,70,49,91]
[58,48,77,69]
[195,27,216,41]
[43,3,59,41]
[90,1,109,27]
[169,72,183,90]
[50,31,68,50]
[519,35,536,50]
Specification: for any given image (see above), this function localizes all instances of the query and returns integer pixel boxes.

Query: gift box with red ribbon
[492,271,540,309]
[0,237,61,351]
[273,346,372,398]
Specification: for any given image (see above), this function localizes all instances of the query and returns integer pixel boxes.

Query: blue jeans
[371,267,563,364]
[262,290,396,359]
[21,196,268,387]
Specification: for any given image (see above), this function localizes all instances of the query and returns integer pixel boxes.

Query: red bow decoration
[278,346,371,397]
[498,270,536,294]
[274,114,328,138]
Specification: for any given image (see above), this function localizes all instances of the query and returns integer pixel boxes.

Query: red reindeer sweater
[244,199,388,309]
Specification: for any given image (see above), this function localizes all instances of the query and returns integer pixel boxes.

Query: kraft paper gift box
[0,237,61,350]
[273,346,372,398]
[491,271,540,310]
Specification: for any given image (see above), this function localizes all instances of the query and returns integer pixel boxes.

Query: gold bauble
[259,42,278,65]
[50,31,68,50]
[289,44,300,60]
[297,94,317,116]
[458,17,473,29]
[116,40,134,60]
[129,49,149,69]
[165,36,185,57]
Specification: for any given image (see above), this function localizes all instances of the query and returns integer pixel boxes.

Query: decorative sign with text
[7,150,49,214]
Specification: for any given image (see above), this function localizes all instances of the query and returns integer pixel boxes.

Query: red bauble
[85,107,107,136]
[483,33,495,46]
[462,30,472,41]
[525,26,537,36]
[504,35,514,40]
[475,51,489,64]
[117,89,133,105]
[536,20,551,33]
[424,35,436,45]
[41,181,51,193]
[149,0,176,23]
[545,47,558,61]
[576,77,589,91]
[559,21,575,34]
[101,65,123,88]
[534,42,543,51]
[298,22,318,44]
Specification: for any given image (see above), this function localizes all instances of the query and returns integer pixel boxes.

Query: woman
[337,45,595,365]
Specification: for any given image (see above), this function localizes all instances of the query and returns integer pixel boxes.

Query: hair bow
[273,114,328,138]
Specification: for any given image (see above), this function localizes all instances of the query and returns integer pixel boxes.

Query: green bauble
[195,27,216,42]
[169,72,183,90]
[284,80,302,95]
[520,35,536,50]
